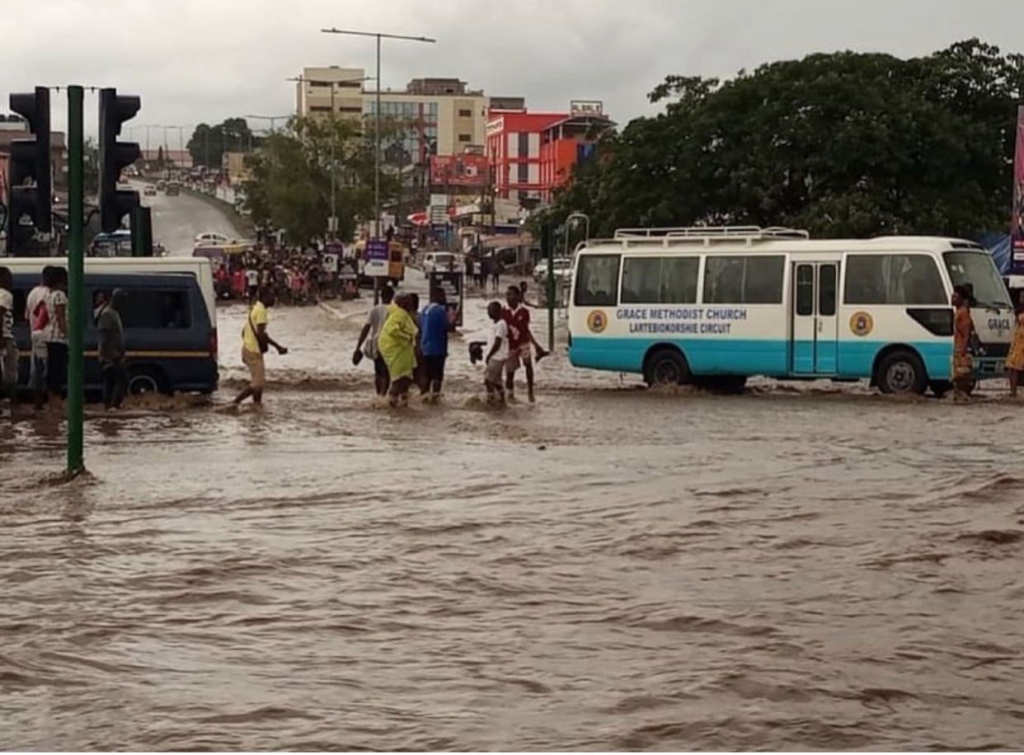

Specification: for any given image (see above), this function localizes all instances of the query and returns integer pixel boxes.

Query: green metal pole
[545,224,555,353]
[66,86,85,477]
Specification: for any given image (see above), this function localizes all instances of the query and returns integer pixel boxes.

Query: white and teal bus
[567,227,1014,396]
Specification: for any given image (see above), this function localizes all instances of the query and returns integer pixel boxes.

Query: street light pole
[321,27,436,238]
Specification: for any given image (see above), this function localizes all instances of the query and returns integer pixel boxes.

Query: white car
[423,252,458,277]
[534,257,573,282]
[194,232,232,247]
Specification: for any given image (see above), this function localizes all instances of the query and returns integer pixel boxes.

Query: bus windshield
[943,251,1012,309]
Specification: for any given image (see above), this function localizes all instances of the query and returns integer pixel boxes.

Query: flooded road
[3,297,1024,750]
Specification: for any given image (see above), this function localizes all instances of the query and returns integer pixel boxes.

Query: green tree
[187,117,258,169]
[242,116,402,246]
[551,39,1024,240]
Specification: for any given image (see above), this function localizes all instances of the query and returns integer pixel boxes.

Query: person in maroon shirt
[503,285,548,402]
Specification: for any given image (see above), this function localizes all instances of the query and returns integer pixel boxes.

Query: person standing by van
[97,289,129,410]
[26,266,52,409]
[233,287,288,407]
[952,285,976,403]
[0,266,16,401]
[44,267,69,411]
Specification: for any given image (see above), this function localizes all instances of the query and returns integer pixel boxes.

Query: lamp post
[288,75,373,238]
[321,27,436,238]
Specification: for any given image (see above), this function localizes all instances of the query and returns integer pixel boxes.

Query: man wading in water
[234,287,288,407]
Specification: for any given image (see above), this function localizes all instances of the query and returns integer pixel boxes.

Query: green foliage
[550,39,1024,240]
[187,118,257,169]
[242,116,402,246]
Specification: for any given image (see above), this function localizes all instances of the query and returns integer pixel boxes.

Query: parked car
[533,256,573,283]
[423,252,458,277]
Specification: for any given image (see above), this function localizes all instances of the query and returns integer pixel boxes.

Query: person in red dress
[503,285,549,402]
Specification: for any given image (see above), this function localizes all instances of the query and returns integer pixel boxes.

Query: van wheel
[129,367,170,396]
[644,349,690,387]
[877,350,927,395]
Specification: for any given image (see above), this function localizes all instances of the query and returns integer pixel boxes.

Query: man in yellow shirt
[234,288,287,407]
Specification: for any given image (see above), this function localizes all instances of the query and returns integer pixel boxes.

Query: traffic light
[98,87,141,233]
[7,86,52,252]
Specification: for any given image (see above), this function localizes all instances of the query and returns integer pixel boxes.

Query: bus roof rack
[613,226,810,241]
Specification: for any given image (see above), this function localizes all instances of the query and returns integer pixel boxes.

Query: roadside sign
[364,238,390,277]
[428,270,464,327]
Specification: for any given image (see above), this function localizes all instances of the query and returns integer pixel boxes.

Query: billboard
[570,100,603,117]
[1013,106,1024,270]
[430,154,489,187]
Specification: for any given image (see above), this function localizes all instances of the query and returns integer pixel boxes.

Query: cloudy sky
[0,0,1019,142]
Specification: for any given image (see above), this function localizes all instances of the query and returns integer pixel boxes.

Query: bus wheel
[877,350,927,395]
[929,380,953,399]
[644,349,690,387]
[129,368,170,396]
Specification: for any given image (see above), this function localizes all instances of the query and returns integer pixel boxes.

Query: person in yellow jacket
[377,293,419,407]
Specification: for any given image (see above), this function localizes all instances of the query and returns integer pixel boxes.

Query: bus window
[575,255,620,307]
[621,257,699,304]
[121,289,193,329]
[845,254,946,305]
[820,265,837,316]
[704,255,785,304]
[944,252,1013,309]
[796,265,814,315]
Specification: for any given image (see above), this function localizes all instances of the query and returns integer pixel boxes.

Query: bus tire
[876,350,928,396]
[929,380,953,399]
[128,367,171,396]
[644,348,690,387]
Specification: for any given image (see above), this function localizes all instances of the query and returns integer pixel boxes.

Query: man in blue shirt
[420,286,453,403]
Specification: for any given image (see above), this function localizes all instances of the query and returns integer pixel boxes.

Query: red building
[486,102,613,204]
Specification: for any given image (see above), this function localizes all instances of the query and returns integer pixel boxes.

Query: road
[135,181,242,256]
[3,196,1024,750]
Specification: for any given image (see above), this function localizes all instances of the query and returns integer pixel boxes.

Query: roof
[581,233,985,255]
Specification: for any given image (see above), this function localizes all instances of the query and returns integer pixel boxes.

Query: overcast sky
[0,0,1019,143]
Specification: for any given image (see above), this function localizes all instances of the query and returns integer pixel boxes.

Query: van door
[791,262,839,375]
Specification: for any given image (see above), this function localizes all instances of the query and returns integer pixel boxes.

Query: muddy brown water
[2,302,1024,750]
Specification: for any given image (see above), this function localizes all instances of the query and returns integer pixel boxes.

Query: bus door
[792,262,839,374]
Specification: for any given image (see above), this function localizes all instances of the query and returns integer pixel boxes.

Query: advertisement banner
[364,238,390,278]
[430,155,489,187]
[1013,106,1024,273]
[428,270,464,327]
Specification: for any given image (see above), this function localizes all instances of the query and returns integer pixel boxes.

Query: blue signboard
[365,239,389,262]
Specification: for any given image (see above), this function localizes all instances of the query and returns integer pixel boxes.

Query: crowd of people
[0,265,128,413]
[212,245,358,305]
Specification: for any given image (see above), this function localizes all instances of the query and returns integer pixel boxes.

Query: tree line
[548,39,1024,240]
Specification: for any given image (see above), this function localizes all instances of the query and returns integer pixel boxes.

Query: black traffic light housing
[7,86,52,250]
[98,87,141,233]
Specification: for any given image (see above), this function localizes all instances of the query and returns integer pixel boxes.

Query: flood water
[2,297,1024,750]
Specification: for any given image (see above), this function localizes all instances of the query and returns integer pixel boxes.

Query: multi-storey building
[486,101,613,204]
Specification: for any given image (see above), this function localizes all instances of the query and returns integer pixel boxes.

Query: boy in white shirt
[484,301,508,405]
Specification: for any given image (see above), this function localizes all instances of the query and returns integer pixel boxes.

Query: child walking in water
[484,301,508,405]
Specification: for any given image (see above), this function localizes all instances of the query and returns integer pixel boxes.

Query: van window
[574,255,620,307]
[621,257,699,304]
[845,254,946,305]
[120,289,192,329]
[704,255,785,304]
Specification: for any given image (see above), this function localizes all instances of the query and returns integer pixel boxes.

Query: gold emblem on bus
[850,311,874,337]
[587,310,608,334]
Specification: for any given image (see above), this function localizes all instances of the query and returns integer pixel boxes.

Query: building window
[458,108,472,118]
[310,106,331,113]
[458,133,472,142]
[518,132,529,158]
[338,106,362,113]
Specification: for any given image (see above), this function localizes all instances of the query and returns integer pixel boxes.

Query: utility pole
[321,27,436,238]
